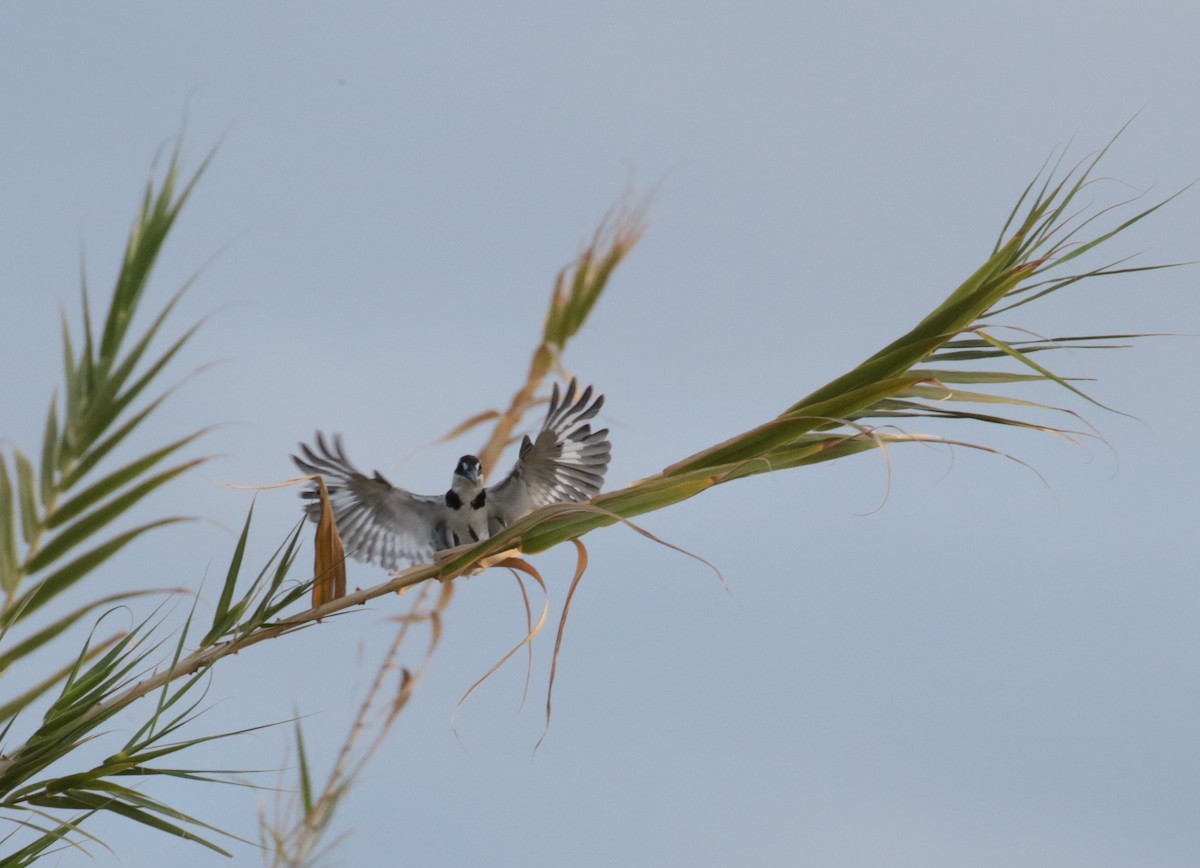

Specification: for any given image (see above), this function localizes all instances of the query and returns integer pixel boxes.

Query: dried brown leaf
[311,477,346,607]
[534,539,588,755]
[453,558,548,725]
[436,409,503,444]
[511,571,536,709]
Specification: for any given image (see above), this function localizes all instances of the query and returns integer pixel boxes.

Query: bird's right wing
[488,379,611,531]
[293,432,445,570]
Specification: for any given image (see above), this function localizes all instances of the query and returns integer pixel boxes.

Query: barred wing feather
[292,432,444,569]
[488,379,611,533]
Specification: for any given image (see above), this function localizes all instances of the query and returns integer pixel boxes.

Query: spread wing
[292,432,445,569]
[488,379,611,532]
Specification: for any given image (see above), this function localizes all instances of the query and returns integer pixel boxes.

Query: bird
[292,379,611,570]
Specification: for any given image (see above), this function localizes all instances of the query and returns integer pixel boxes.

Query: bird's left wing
[488,379,611,532]
[293,432,446,570]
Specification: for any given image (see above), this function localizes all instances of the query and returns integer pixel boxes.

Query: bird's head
[453,454,483,489]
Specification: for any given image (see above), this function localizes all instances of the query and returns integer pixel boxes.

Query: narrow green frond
[47,431,208,531]
[97,155,186,365]
[63,387,177,488]
[0,810,99,867]
[673,436,885,487]
[25,460,204,575]
[120,716,292,769]
[147,588,203,732]
[928,335,1134,362]
[112,767,241,785]
[1043,184,1191,277]
[0,655,103,728]
[788,337,948,414]
[0,591,169,676]
[6,519,188,625]
[910,369,1057,384]
[542,200,645,348]
[562,250,614,337]
[0,457,19,594]
[58,310,80,446]
[12,452,39,549]
[973,329,1124,415]
[1016,134,1124,257]
[932,232,1025,317]
[28,791,231,858]
[668,375,923,476]
[988,261,1183,318]
[82,777,239,842]
[897,383,1063,410]
[77,277,95,393]
[203,502,253,645]
[133,686,214,751]
[53,622,145,714]
[993,146,1056,254]
[246,519,307,627]
[97,284,192,402]
[122,669,209,752]
[38,401,59,510]
[866,403,1086,439]
[80,320,203,449]
[294,720,314,814]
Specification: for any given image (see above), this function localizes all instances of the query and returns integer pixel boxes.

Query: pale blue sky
[2,3,1199,866]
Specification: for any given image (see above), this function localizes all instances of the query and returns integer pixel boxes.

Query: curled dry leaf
[435,409,503,444]
[535,539,588,755]
[311,477,346,607]
[453,557,549,729]
[511,570,536,708]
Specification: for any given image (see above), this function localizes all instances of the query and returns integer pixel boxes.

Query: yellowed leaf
[311,476,346,607]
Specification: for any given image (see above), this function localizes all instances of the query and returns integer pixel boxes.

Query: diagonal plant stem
[475,198,646,479]
[266,582,448,867]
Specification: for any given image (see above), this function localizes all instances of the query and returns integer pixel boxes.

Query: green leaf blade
[13,449,41,548]
[48,431,206,531]
[25,459,204,575]
[6,518,188,625]
[39,399,60,509]
[203,503,253,645]
[0,456,20,594]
